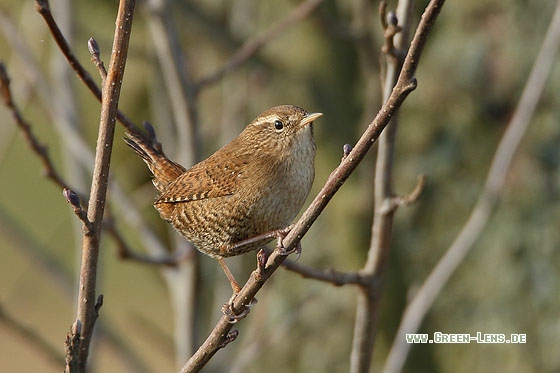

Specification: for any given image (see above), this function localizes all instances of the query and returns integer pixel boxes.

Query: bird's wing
[155,153,250,204]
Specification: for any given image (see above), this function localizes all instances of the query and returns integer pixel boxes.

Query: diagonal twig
[34,0,141,135]
[282,260,368,286]
[0,62,75,194]
[63,188,92,233]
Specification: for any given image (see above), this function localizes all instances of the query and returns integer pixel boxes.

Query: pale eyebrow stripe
[255,114,279,124]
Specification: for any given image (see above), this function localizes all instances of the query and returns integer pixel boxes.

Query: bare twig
[282,163,425,288]
[0,6,95,172]
[0,61,92,214]
[195,0,323,89]
[70,0,137,371]
[380,3,403,61]
[88,37,107,81]
[384,174,425,213]
[63,188,92,233]
[282,260,368,286]
[180,1,444,371]
[391,174,425,207]
[383,1,560,372]
[0,62,75,193]
[35,0,141,134]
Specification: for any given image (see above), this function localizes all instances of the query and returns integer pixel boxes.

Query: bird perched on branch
[125,105,322,316]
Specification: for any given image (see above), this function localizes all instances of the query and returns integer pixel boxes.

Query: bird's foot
[221,292,257,324]
[275,225,302,260]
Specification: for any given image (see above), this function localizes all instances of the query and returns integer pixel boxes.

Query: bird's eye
[274,120,284,131]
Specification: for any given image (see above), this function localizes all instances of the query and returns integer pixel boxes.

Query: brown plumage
[125,105,321,293]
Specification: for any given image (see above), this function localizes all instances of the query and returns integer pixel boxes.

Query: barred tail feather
[124,132,186,192]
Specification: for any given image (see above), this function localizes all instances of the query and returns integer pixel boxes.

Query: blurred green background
[1,0,559,372]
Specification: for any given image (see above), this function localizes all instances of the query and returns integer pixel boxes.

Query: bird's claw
[275,226,302,260]
[221,293,257,323]
[222,303,249,323]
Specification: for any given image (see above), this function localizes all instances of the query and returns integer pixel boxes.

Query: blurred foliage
[0,0,559,372]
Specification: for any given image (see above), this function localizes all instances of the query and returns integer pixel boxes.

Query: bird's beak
[300,112,323,127]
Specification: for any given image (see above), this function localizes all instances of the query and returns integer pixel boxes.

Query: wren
[125,105,322,296]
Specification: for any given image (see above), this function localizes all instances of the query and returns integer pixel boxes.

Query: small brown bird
[125,105,322,297]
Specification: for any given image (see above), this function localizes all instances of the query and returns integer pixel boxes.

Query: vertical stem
[350,1,414,372]
[74,0,136,370]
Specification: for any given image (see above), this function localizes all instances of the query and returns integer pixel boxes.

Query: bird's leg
[218,258,253,323]
[225,225,301,258]
[218,258,241,294]
[219,226,302,322]
[225,228,289,252]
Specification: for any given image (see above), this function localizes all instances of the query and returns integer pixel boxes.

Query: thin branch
[63,188,93,233]
[0,7,96,173]
[195,0,323,90]
[380,4,403,61]
[282,142,375,288]
[34,0,141,134]
[32,0,190,264]
[384,174,425,213]
[282,0,441,253]
[0,62,93,215]
[180,1,445,370]
[383,1,560,372]
[0,62,74,193]
[282,260,368,286]
[70,0,137,371]
[87,37,107,81]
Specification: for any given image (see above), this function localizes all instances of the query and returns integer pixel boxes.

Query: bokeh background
[1,0,559,372]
